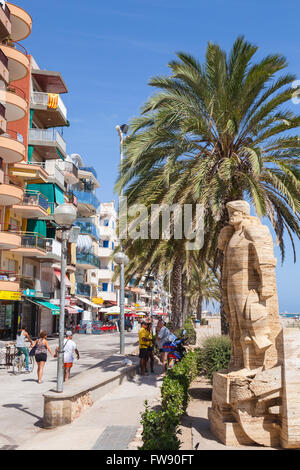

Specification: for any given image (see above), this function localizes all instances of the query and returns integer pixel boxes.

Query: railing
[0,102,5,119]
[65,191,78,207]
[0,48,8,69]
[72,190,100,210]
[21,189,49,212]
[76,283,91,297]
[19,232,47,251]
[30,91,67,120]
[7,84,26,100]
[0,270,19,282]
[74,220,100,240]
[0,222,20,232]
[28,128,66,154]
[79,166,98,179]
[45,238,62,257]
[57,160,78,179]
[76,252,101,268]
[2,41,28,56]
[2,128,24,143]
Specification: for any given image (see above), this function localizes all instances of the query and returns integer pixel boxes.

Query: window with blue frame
[103,240,109,248]
[104,219,109,227]
[102,283,108,292]
[112,242,114,250]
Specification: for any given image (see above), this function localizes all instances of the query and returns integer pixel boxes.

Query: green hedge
[140,350,199,450]
[197,335,231,383]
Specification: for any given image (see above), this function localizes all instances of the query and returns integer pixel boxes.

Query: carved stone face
[228,209,244,227]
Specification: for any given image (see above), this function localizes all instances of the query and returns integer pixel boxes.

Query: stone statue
[208,200,300,449]
[218,200,281,371]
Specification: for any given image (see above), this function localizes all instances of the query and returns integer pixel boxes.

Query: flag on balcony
[48,93,59,109]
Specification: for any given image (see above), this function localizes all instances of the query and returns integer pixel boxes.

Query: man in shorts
[63,331,80,382]
[139,321,151,375]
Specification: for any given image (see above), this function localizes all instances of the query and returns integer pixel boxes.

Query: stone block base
[208,407,254,447]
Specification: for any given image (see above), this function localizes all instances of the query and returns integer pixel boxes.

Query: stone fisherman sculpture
[218,200,281,372]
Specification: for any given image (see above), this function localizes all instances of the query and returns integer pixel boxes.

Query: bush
[197,335,231,383]
[182,316,196,345]
[140,350,199,450]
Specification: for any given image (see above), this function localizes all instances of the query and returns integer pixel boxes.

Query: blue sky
[22,0,299,312]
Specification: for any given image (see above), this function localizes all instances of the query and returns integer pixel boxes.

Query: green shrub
[139,402,181,450]
[197,335,231,383]
[140,350,199,450]
[182,316,197,345]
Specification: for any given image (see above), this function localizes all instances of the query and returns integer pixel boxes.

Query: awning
[65,306,79,314]
[76,234,93,252]
[54,269,71,287]
[75,295,100,309]
[27,299,60,315]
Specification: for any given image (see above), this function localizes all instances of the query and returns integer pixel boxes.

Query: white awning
[76,234,93,252]
[75,295,100,309]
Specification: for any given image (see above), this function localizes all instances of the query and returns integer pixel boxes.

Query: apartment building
[98,201,118,303]
[0,2,79,339]
[69,153,102,321]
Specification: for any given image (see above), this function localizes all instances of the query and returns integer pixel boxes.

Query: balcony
[98,268,114,281]
[57,160,78,184]
[36,238,62,261]
[0,177,23,205]
[0,4,11,41]
[0,270,20,293]
[28,128,67,160]
[97,291,117,302]
[12,189,50,219]
[44,160,65,189]
[72,190,100,213]
[76,282,91,297]
[0,85,27,121]
[0,129,25,164]
[30,91,68,128]
[0,42,29,81]
[99,225,114,238]
[65,191,78,207]
[0,48,9,84]
[0,224,21,249]
[11,232,47,257]
[6,3,32,42]
[9,161,49,182]
[74,220,100,240]
[76,252,101,269]
[99,247,113,258]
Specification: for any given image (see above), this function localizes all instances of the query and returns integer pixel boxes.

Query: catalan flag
[48,93,59,109]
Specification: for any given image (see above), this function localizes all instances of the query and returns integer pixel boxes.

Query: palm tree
[116,36,300,333]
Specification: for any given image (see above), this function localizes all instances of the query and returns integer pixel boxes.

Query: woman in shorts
[32,330,55,383]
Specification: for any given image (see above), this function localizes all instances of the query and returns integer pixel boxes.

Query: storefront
[0,291,21,340]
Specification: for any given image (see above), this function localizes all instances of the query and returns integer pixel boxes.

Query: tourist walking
[32,331,55,383]
[16,328,33,372]
[62,331,80,382]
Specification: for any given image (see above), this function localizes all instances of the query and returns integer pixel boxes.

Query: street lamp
[54,203,77,393]
[116,124,128,197]
[113,251,129,355]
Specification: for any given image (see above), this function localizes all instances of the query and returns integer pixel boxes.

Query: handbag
[29,341,38,357]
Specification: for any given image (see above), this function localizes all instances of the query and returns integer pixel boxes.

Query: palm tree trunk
[196,291,203,321]
[171,256,183,330]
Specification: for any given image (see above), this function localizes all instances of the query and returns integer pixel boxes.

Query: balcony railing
[22,189,49,212]
[0,48,8,69]
[19,232,47,251]
[79,167,98,179]
[74,220,100,240]
[2,128,24,143]
[65,191,78,207]
[31,91,67,120]
[0,270,19,282]
[57,160,78,179]
[76,283,91,297]
[28,128,67,154]
[72,190,100,211]
[76,252,101,268]
[7,84,26,100]
[45,238,62,258]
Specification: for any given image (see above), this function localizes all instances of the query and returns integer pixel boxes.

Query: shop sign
[23,289,36,297]
[92,297,104,305]
[0,291,21,301]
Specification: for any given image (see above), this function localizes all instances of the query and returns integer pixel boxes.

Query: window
[102,283,108,292]
[104,219,109,227]
[103,240,109,248]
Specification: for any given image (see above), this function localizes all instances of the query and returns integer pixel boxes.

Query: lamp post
[54,204,77,393]
[148,278,155,318]
[113,251,129,355]
[116,124,129,197]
